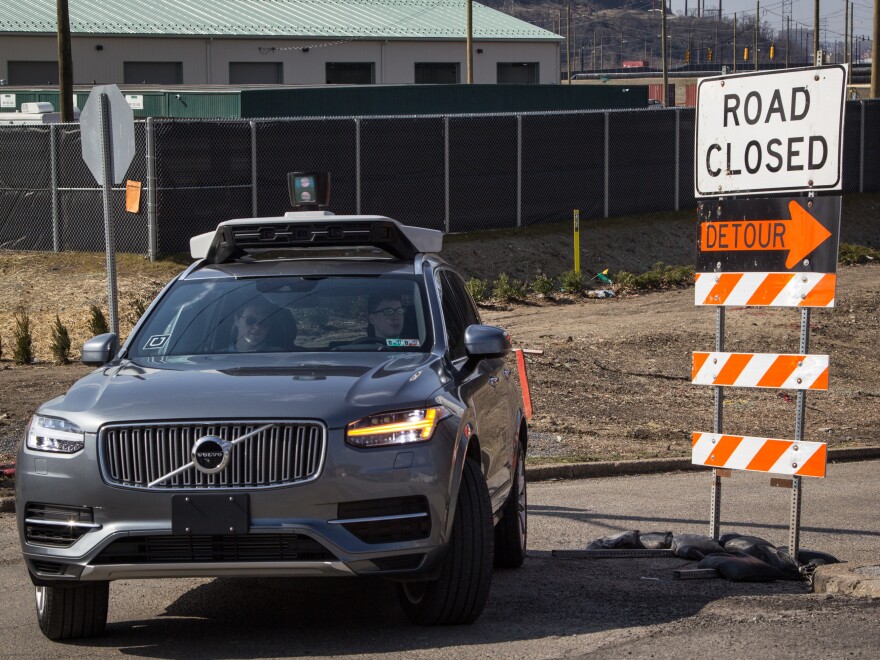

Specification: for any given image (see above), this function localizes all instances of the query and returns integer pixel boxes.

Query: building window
[414,63,460,84]
[8,61,58,85]
[123,62,183,85]
[497,62,539,84]
[229,62,283,84]
[326,62,375,85]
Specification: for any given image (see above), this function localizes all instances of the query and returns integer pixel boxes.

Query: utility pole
[466,0,473,83]
[662,0,669,106]
[566,3,571,84]
[56,0,74,121]
[845,2,849,65]
[849,2,856,65]
[786,15,791,67]
[593,28,597,70]
[873,0,879,97]
[755,0,760,71]
[734,13,738,73]
[814,0,820,63]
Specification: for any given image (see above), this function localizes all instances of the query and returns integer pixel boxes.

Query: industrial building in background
[0,0,561,89]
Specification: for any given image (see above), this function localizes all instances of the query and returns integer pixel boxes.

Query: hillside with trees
[485,1,830,73]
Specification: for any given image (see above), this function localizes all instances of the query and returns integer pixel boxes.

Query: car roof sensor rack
[190,214,443,264]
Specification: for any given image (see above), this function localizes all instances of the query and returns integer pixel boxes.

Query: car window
[446,271,481,326]
[127,275,432,359]
[438,270,476,361]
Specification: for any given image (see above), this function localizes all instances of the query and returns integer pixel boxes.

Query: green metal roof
[2,0,561,41]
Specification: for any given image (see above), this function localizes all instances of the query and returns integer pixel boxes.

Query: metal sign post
[99,95,119,335]
[80,85,135,337]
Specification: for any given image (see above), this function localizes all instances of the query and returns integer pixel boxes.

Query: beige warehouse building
[0,0,561,87]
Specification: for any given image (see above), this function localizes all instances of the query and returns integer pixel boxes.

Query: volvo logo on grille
[192,436,231,474]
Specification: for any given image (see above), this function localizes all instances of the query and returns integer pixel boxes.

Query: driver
[368,296,406,339]
[230,298,279,352]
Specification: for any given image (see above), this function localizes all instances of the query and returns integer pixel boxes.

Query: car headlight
[345,408,447,448]
[26,415,85,454]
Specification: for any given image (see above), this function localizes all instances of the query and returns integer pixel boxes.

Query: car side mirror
[81,333,118,366]
[462,325,511,372]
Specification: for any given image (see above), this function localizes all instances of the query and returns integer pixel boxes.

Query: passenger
[367,296,406,339]
[230,298,280,352]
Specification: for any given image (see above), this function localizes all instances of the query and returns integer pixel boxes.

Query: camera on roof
[288,171,330,208]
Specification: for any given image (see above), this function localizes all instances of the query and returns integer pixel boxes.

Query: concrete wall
[0,35,560,86]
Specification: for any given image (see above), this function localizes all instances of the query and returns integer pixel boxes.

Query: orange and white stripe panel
[692,432,827,477]
[694,272,836,307]
[692,352,828,390]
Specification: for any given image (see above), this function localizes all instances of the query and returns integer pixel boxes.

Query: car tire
[35,582,109,640]
[494,441,527,568]
[397,457,493,625]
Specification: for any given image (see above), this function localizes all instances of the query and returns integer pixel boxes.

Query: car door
[437,270,511,504]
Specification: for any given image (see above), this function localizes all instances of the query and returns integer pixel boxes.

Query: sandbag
[720,535,800,577]
[586,529,643,550]
[697,552,785,582]
[671,533,725,560]
[639,531,673,550]
[722,535,774,553]
[778,547,841,568]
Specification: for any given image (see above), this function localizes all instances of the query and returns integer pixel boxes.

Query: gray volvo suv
[17,195,527,639]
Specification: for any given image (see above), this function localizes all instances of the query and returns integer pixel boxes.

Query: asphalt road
[1,461,878,658]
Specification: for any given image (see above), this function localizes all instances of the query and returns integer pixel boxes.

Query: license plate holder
[171,494,249,535]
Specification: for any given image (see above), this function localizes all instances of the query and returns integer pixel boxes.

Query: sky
[669,0,875,44]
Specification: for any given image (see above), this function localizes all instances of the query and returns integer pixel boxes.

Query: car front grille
[99,421,326,490]
[91,534,336,564]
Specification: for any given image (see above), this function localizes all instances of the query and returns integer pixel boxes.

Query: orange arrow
[700,201,832,269]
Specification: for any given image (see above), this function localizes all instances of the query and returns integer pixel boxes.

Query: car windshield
[126,275,432,359]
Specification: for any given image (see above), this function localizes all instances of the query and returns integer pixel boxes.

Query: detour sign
[696,197,840,274]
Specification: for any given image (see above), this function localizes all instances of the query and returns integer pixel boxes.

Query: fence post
[604,112,610,219]
[444,116,450,233]
[517,115,522,228]
[49,124,60,252]
[146,117,158,261]
[675,108,681,211]
[250,120,258,217]
[355,118,362,214]
[860,101,865,194]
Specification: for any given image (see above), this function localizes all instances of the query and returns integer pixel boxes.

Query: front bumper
[17,424,461,584]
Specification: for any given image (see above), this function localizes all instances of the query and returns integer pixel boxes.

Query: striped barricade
[694,272,836,307]
[692,432,827,478]
[692,352,829,390]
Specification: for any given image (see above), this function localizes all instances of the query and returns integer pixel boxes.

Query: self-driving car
[17,174,528,639]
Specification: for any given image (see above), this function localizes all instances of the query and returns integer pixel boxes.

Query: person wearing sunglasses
[230,299,277,352]
[368,296,406,339]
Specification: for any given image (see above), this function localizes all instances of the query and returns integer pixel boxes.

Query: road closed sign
[695,65,847,197]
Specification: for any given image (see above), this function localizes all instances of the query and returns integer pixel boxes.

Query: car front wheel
[397,457,493,625]
[35,582,109,640]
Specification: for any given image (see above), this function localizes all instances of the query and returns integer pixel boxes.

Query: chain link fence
[2,100,879,258]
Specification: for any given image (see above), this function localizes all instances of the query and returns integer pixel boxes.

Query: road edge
[524,446,880,482]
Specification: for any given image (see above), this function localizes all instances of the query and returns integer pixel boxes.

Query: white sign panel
[125,94,144,110]
[1,94,15,108]
[695,65,847,197]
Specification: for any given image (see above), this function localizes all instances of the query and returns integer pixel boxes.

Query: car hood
[41,352,450,431]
